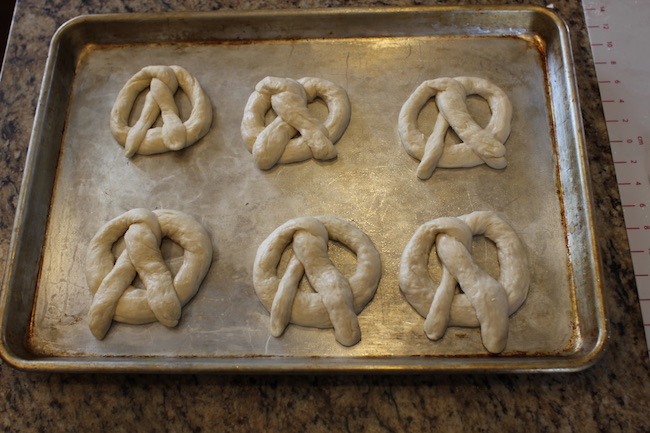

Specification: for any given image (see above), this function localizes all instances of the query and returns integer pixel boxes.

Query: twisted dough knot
[110,65,213,157]
[399,211,529,353]
[85,209,213,340]
[398,77,513,180]
[241,77,351,170]
[253,216,381,346]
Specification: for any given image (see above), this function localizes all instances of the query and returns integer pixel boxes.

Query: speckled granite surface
[0,0,648,431]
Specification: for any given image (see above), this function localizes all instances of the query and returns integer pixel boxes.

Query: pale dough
[253,216,381,347]
[398,77,513,179]
[85,208,213,340]
[110,65,213,157]
[241,77,351,170]
[399,211,529,353]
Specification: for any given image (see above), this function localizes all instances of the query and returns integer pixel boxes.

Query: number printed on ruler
[583,0,650,352]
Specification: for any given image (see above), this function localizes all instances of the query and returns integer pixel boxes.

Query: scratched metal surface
[0,7,606,372]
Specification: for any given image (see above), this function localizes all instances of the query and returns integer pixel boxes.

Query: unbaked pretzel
[85,209,213,339]
[253,216,381,346]
[398,77,512,179]
[110,65,213,157]
[241,77,351,170]
[399,211,529,353]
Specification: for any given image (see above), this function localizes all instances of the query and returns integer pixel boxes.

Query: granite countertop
[0,0,648,431]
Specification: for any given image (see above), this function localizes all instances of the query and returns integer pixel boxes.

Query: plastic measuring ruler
[582,0,650,353]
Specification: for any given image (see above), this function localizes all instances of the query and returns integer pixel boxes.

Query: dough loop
[399,211,529,353]
[253,216,381,346]
[241,77,351,170]
[110,65,213,157]
[85,208,213,339]
[398,77,512,179]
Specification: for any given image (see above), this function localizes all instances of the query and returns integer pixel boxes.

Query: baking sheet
[0,7,606,373]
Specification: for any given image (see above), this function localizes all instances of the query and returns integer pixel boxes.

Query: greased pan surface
[0,7,606,373]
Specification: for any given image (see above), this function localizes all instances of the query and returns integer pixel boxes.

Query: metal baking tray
[0,6,607,373]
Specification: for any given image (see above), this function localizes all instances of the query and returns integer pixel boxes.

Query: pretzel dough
[110,65,213,157]
[399,211,529,353]
[253,216,381,346]
[398,77,512,179]
[241,77,351,169]
[85,209,213,339]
